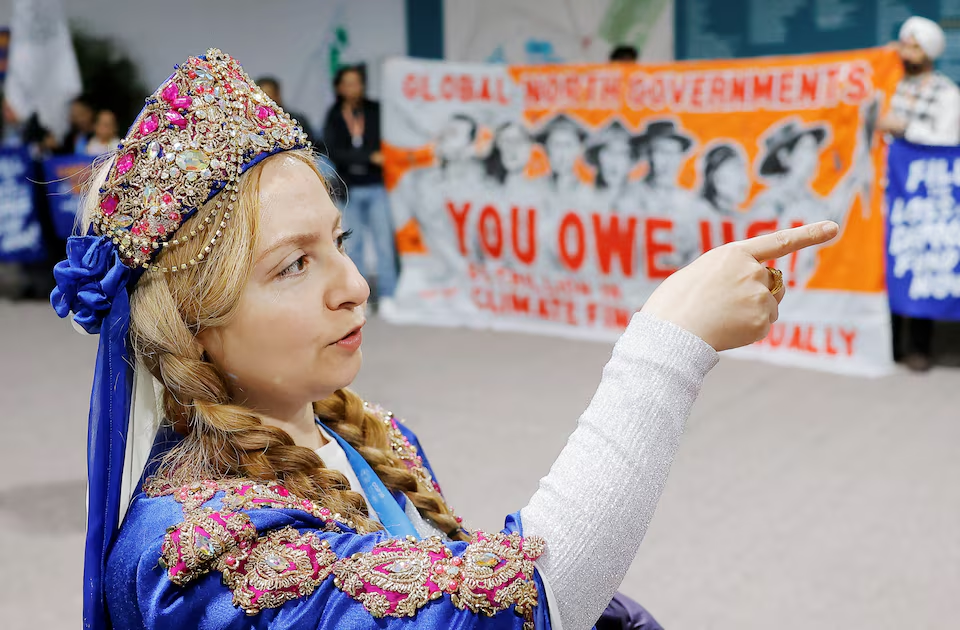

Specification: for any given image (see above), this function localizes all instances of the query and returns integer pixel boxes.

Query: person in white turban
[878,16,960,146]
[878,16,960,372]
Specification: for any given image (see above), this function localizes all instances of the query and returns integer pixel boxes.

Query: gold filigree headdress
[93,48,310,271]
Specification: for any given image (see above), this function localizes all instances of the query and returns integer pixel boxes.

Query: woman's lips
[334,326,363,351]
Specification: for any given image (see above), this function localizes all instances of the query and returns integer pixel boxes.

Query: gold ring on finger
[768,267,784,296]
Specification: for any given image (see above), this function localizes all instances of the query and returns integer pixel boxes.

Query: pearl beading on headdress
[93,48,310,272]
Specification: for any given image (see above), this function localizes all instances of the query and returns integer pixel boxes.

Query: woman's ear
[195,327,223,366]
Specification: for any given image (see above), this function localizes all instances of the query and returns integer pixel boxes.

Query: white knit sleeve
[521,312,718,630]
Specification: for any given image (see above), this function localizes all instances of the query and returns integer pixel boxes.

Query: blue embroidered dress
[106,406,551,630]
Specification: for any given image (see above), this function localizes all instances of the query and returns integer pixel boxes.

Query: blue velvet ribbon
[51,234,135,630]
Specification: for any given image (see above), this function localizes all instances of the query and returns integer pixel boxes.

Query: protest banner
[43,154,94,240]
[381,48,902,375]
[0,147,44,263]
[885,140,960,321]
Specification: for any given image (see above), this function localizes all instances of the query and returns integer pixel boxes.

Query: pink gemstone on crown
[139,113,159,136]
[171,96,193,110]
[161,193,174,205]
[116,152,135,176]
[100,194,118,215]
[165,110,187,129]
[161,82,180,103]
[256,106,274,120]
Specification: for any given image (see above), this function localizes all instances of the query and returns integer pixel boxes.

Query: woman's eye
[337,229,353,251]
[278,255,308,278]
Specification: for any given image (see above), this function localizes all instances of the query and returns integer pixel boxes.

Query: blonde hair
[83,149,466,539]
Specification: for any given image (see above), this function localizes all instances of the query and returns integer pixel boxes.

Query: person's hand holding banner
[642,222,840,352]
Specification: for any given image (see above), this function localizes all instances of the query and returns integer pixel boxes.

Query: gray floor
[2,300,958,629]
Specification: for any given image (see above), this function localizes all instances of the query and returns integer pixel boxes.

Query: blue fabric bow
[51,235,132,335]
[50,233,136,630]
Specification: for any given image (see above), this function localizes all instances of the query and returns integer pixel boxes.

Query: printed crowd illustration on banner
[380,48,903,375]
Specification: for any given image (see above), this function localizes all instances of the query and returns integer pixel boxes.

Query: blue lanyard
[316,421,420,540]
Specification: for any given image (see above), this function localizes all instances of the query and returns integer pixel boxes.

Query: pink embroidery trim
[221,527,337,615]
[159,509,256,585]
[332,531,544,624]
[143,477,359,533]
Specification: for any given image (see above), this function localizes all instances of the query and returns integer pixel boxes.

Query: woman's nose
[326,252,370,311]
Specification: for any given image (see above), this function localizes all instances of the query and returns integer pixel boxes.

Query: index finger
[738,221,840,262]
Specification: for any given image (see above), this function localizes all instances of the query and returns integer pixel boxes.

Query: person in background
[583,120,643,214]
[0,94,57,154]
[700,143,751,220]
[634,120,705,268]
[257,76,317,145]
[85,109,121,156]
[878,16,960,372]
[58,96,95,155]
[609,45,639,63]
[0,94,60,300]
[323,64,398,314]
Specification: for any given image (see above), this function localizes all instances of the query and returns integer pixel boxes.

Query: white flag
[6,0,82,141]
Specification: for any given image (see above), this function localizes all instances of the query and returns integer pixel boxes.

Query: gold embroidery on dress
[143,477,375,534]
[146,425,543,623]
[220,527,338,615]
[333,537,455,617]
[331,532,544,628]
[158,508,256,585]
[452,532,544,625]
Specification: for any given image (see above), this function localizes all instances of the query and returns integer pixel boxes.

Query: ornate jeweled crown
[93,48,310,271]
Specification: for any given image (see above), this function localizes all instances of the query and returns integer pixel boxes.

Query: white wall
[57,0,407,134]
[444,0,674,64]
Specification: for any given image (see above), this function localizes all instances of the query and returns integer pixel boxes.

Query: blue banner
[43,154,95,240]
[885,140,960,321]
[0,147,44,263]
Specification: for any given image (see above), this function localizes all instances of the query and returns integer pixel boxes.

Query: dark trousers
[892,314,934,359]
[595,592,664,630]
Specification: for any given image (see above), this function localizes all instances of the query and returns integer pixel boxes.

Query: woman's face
[598,136,632,186]
[438,118,475,162]
[648,137,685,182]
[781,134,820,183]
[545,126,582,174]
[712,155,749,207]
[199,156,369,416]
[337,70,365,103]
[497,124,532,174]
[94,111,117,141]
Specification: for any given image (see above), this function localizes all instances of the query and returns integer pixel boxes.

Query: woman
[584,121,643,214]
[323,65,397,312]
[480,122,544,271]
[85,109,121,156]
[534,113,590,205]
[485,121,534,193]
[51,50,836,630]
[700,143,750,218]
[752,118,869,288]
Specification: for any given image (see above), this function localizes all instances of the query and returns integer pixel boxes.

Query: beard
[902,60,927,75]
